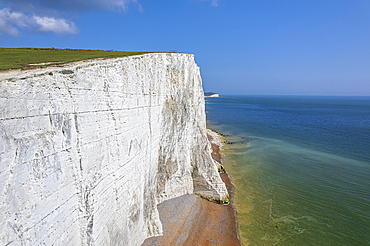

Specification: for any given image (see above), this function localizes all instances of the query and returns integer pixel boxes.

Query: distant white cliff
[204,92,219,97]
[0,53,228,246]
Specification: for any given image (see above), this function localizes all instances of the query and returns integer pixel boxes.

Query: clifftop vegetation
[0,48,145,71]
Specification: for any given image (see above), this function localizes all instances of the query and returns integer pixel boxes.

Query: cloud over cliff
[0,8,79,36]
[1,0,137,13]
[0,0,141,36]
[0,0,217,37]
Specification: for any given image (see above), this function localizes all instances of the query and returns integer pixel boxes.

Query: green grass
[0,48,146,71]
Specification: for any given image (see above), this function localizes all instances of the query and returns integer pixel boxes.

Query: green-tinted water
[206,96,370,245]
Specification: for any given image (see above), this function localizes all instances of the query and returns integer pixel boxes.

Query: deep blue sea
[205,96,370,246]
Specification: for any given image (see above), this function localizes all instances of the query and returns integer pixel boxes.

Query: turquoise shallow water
[205,96,370,246]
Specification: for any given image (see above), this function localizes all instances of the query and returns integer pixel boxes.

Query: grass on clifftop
[0,48,146,71]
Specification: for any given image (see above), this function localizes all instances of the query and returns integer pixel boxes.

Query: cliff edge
[0,53,228,245]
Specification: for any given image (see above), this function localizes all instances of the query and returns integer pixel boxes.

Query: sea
[205,95,370,246]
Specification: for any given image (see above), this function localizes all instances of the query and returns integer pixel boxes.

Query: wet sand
[142,131,240,246]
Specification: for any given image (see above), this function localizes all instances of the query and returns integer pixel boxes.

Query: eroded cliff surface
[0,53,228,246]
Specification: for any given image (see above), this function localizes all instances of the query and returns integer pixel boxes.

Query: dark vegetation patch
[0,47,146,71]
[218,165,226,173]
[195,193,230,204]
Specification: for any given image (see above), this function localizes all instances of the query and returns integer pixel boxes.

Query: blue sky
[1,0,369,95]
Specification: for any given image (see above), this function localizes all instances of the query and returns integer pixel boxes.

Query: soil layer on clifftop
[142,130,240,246]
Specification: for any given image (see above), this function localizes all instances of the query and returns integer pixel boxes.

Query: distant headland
[204,92,219,97]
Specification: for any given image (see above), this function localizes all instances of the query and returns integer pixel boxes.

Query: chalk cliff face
[0,53,228,246]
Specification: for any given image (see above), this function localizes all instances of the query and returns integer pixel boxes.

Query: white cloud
[197,0,221,7]
[137,4,144,13]
[0,8,79,36]
[0,0,142,37]
[210,0,220,7]
[0,20,21,36]
[0,0,137,13]
[32,16,79,34]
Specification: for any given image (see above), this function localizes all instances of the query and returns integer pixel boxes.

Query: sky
[0,0,369,96]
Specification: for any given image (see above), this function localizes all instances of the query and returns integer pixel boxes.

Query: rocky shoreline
[142,130,240,245]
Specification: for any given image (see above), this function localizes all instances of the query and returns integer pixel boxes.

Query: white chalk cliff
[0,53,228,246]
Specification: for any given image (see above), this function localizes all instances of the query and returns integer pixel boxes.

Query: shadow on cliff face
[156,97,192,202]
[156,96,228,204]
